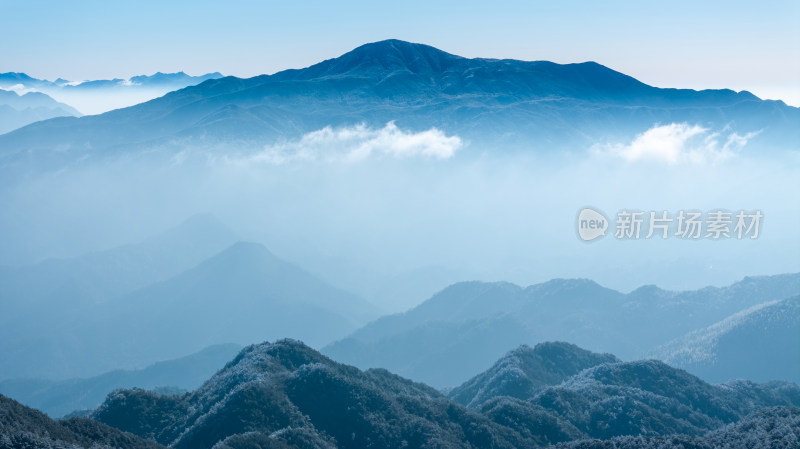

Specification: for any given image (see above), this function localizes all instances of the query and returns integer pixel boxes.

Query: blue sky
[2,0,799,104]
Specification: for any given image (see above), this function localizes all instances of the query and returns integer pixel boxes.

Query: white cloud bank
[3,83,34,95]
[597,123,760,165]
[245,122,463,165]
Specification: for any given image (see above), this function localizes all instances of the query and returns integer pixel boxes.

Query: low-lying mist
[1,122,797,311]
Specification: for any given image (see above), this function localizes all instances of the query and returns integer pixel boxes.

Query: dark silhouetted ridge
[93,339,538,449]
[0,393,163,448]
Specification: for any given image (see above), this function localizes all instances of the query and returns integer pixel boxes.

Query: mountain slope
[0,343,241,418]
[652,295,800,384]
[0,393,163,449]
[92,339,540,449]
[324,273,800,388]
[481,359,800,442]
[449,342,620,409]
[323,278,626,388]
[552,406,800,448]
[1,241,379,381]
[1,40,795,169]
[105,241,379,346]
[0,71,223,91]
[0,213,238,312]
[0,214,240,380]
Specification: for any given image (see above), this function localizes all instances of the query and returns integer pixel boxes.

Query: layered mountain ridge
[324,273,800,387]
[1,39,795,171]
[88,340,800,448]
[0,88,81,134]
[3,338,798,448]
[652,295,800,383]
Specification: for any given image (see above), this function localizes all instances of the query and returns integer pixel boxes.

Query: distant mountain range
[323,274,800,387]
[92,240,378,351]
[0,214,237,315]
[0,343,241,418]
[1,40,796,171]
[0,71,224,119]
[2,212,796,388]
[0,88,80,134]
[0,215,379,381]
[0,214,240,379]
[652,295,800,384]
[0,71,223,91]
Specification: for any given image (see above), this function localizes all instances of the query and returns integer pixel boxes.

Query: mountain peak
[221,339,330,377]
[185,241,277,272]
[0,72,37,82]
[525,278,621,301]
[628,284,672,300]
[529,341,618,360]
[290,39,464,80]
[350,39,460,61]
[449,342,619,408]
